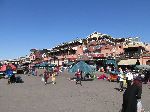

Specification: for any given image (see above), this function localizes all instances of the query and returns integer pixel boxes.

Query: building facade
[28,32,150,66]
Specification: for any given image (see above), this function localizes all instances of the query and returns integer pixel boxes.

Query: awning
[135,65,150,70]
[118,59,137,65]
[66,62,74,66]
[106,60,117,67]
[106,60,116,65]
[77,55,89,61]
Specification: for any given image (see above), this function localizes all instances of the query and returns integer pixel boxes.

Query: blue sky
[0,0,150,60]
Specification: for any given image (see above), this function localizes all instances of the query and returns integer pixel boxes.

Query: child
[43,69,49,85]
[75,69,82,86]
[51,71,56,84]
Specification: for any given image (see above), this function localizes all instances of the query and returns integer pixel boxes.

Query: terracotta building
[28,32,150,66]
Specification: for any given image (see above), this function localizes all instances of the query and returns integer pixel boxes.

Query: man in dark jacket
[144,69,150,84]
[122,78,142,112]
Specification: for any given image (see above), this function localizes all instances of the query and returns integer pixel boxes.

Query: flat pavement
[0,71,150,112]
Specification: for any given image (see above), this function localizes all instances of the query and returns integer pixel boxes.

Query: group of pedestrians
[42,68,57,85]
[117,67,145,112]
[3,63,23,84]
[118,68,134,92]
[121,77,143,112]
[73,67,145,111]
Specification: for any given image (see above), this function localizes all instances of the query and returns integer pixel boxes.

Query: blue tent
[105,59,118,68]
[66,62,74,66]
[39,62,49,67]
[69,61,95,74]
[49,64,56,67]
[34,62,49,67]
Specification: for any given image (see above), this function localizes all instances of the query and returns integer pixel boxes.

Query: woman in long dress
[51,71,56,84]
[122,78,142,112]
[43,69,49,85]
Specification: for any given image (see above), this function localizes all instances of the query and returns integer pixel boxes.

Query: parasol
[9,64,17,71]
[69,61,94,74]
[0,64,7,71]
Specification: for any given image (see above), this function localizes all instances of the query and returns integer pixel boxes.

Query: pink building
[85,32,125,59]
[140,53,150,65]
[29,32,150,66]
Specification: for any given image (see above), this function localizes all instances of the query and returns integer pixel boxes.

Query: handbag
[41,77,45,82]
[137,100,142,112]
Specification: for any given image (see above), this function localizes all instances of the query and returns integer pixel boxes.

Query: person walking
[6,68,15,84]
[121,78,142,112]
[143,69,150,84]
[51,71,56,84]
[32,67,36,76]
[43,69,49,85]
[118,68,124,92]
[126,69,133,88]
[75,69,82,86]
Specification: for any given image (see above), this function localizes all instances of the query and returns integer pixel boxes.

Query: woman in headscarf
[43,68,49,85]
[121,78,142,112]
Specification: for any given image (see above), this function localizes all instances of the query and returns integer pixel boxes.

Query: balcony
[118,53,140,60]
[142,53,150,57]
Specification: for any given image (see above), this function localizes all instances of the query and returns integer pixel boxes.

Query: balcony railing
[142,53,150,57]
[118,53,140,60]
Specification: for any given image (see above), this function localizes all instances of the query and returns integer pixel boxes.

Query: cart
[108,71,119,82]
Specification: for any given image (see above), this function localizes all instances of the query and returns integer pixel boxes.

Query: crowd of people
[42,68,57,85]
[0,62,149,112]
[96,66,149,112]
[0,63,23,84]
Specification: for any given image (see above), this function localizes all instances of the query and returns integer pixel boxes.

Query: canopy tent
[49,64,57,67]
[38,62,48,67]
[105,59,117,67]
[118,59,137,65]
[34,62,48,67]
[77,55,89,61]
[0,65,7,71]
[69,61,95,74]
[135,65,150,71]
[0,64,16,71]
[9,64,17,71]
[33,63,56,72]
[34,63,56,68]
[66,62,75,66]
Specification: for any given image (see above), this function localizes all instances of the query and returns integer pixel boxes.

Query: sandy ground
[0,71,150,112]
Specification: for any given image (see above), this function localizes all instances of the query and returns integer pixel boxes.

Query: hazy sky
[0,0,150,60]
